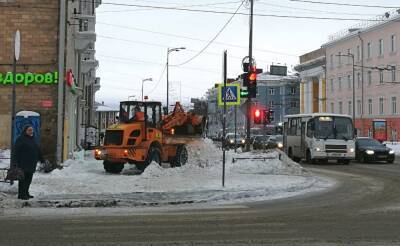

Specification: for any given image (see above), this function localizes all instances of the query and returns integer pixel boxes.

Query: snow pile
[0,139,331,207]
[0,149,10,169]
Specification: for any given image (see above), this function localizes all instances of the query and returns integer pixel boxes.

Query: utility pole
[358,33,364,136]
[10,30,20,170]
[222,50,227,187]
[245,0,254,152]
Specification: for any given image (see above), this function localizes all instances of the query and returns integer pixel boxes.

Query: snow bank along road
[1,162,400,245]
[0,139,332,209]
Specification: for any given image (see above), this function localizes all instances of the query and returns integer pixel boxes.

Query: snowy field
[0,139,333,209]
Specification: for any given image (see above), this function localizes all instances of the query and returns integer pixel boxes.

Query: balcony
[94,78,101,92]
[75,31,96,52]
[81,58,98,74]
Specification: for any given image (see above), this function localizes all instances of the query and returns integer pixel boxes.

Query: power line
[173,1,244,66]
[97,22,299,57]
[258,1,380,16]
[146,63,167,95]
[287,0,400,8]
[92,1,383,21]
[97,1,242,13]
[97,35,286,64]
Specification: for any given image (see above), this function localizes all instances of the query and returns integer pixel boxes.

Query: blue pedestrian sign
[218,83,241,106]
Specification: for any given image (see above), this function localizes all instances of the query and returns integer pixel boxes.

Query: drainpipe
[57,0,66,165]
[358,32,364,136]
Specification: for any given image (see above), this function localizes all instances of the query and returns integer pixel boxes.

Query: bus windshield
[314,116,354,140]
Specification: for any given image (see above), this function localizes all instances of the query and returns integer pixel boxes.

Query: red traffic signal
[254,109,261,124]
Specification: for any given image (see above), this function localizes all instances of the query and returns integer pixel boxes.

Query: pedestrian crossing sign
[218,83,241,106]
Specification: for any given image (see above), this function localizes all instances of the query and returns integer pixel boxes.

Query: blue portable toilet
[13,111,41,144]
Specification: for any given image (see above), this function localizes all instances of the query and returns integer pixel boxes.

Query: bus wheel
[306,150,316,164]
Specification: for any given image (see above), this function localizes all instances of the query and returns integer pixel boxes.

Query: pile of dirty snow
[0,139,331,206]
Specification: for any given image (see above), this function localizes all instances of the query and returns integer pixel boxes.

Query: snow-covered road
[0,139,333,209]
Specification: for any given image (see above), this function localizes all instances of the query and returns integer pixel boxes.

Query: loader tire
[171,145,188,167]
[103,161,124,174]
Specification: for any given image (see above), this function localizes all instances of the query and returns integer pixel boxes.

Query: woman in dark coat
[12,125,44,200]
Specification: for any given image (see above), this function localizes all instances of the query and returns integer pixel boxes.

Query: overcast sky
[95,0,399,107]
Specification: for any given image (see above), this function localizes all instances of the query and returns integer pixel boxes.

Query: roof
[284,113,352,119]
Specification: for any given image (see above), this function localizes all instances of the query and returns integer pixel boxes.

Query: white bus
[283,114,355,164]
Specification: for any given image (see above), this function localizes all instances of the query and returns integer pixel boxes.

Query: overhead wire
[287,0,400,9]
[172,0,244,66]
[97,22,299,57]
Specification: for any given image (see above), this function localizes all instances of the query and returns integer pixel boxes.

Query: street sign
[14,30,20,61]
[218,83,241,106]
[270,65,287,76]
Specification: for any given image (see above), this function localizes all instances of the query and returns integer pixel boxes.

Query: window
[379,70,384,84]
[368,71,372,86]
[379,39,384,56]
[379,97,384,115]
[269,100,274,108]
[306,119,314,138]
[357,73,361,88]
[368,99,372,115]
[348,101,352,115]
[357,100,362,115]
[391,66,396,82]
[347,75,351,89]
[290,101,297,108]
[392,97,397,115]
[339,101,343,114]
[338,52,342,65]
[391,35,396,53]
[330,79,334,92]
[291,87,296,95]
[330,54,334,68]
[338,77,342,91]
[357,45,361,61]
[269,88,275,95]
[331,102,334,113]
[367,42,371,58]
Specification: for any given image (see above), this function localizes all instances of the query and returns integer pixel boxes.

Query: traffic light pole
[222,50,227,187]
[245,0,254,152]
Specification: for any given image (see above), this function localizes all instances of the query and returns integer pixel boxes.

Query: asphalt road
[1,160,400,245]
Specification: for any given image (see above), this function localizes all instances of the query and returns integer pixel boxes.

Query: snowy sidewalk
[0,140,333,209]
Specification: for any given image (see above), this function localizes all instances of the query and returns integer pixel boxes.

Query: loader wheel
[172,145,188,167]
[103,161,124,174]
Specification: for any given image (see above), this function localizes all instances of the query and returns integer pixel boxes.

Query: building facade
[0,0,101,163]
[295,48,326,114]
[322,10,400,140]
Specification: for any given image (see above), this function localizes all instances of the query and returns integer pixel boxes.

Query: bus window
[307,119,314,138]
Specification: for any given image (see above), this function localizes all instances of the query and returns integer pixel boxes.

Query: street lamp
[336,53,355,127]
[141,77,152,101]
[167,47,185,113]
[128,95,136,101]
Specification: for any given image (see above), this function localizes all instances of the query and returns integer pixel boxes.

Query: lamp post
[128,95,136,101]
[337,53,355,127]
[141,78,152,101]
[167,47,185,113]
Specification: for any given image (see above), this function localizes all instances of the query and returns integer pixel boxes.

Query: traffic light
[248,67,257,98]
[269,109,275,122]
[263,109,270,124]
[254,109,262,124]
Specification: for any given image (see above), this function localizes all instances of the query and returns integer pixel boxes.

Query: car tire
[387,159,394,164]
[360,154,366,163]
[103,161,124,174]
[306,150,316,164]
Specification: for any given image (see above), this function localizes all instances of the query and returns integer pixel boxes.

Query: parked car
[268,135,283,150]
[224,133,245,149]
[252,135,270,150]
[355,137,395,163]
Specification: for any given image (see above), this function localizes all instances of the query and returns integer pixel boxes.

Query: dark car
[252,135,270,150]
[355,137,395,163]
[224,133,245,149]
[268,135,283,150]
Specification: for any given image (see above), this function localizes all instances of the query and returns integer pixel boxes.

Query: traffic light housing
[248,67,257,98]
[254,109,262,124]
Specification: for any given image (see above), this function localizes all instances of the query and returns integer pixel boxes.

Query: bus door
[283,122,288,154]
[300,121,306,158]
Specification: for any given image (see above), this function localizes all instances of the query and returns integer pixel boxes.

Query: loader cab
[119,101,162,128]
